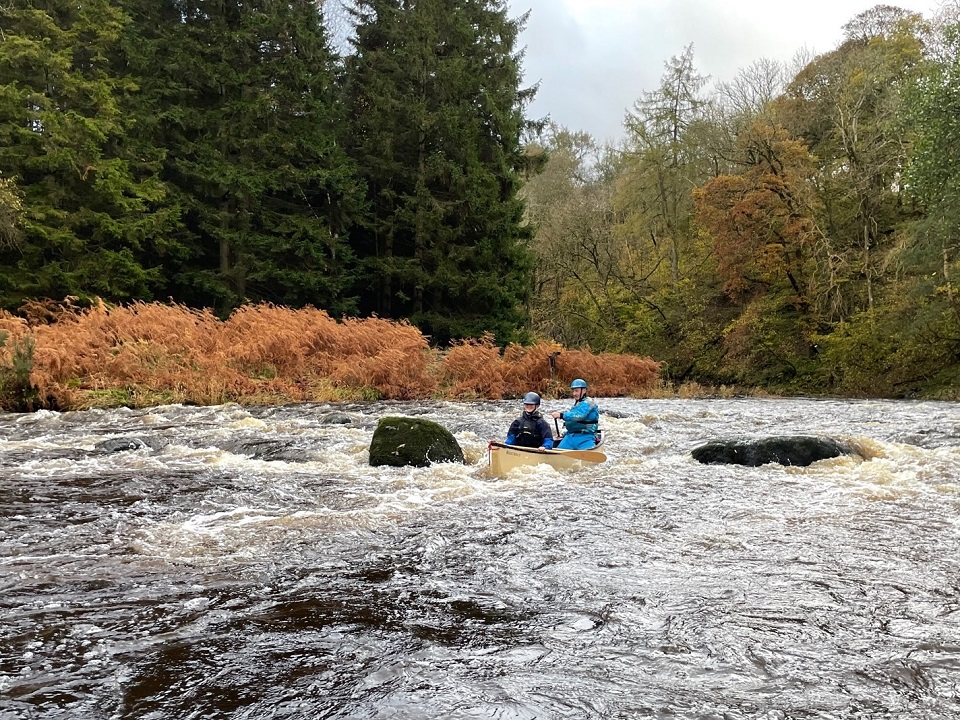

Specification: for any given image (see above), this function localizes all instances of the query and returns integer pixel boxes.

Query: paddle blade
[558,449,607,463]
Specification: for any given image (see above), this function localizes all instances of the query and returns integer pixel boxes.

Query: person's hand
[551,411,561,419]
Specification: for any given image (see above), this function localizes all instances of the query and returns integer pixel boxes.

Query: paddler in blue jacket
[551,378,600,450]
[506,392,554,449]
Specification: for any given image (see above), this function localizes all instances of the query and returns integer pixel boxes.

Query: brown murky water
[1,398,959,718]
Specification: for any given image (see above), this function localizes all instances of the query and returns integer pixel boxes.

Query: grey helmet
[522,392,541,406]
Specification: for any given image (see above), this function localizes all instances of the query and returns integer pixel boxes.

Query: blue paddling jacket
[560,397,599,434]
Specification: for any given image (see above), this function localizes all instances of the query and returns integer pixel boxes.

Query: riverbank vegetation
[523,5,960,400]
[0,301,660,411]
[1,2,959,405]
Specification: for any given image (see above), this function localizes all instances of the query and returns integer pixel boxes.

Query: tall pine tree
[0,0,172,307]
[343,0,535,344]
[121,0,364,314]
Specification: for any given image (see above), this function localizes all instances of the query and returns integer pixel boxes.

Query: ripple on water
[1,398,959,718]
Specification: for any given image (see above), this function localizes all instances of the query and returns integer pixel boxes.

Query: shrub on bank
[0,300,661,411]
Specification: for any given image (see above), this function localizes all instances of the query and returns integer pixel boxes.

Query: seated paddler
[505,392,554,450]
[550,378,600,450]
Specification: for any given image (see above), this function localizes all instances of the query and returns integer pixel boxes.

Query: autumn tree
[606,45,738,378]
[693,121,823,382]
[715,58,790,126]
[520,125,624,348]
[906,25,960,290]
[695,123,819,301]
[780,5,926,319]
[617,44,712,286]
[877,17,960,394]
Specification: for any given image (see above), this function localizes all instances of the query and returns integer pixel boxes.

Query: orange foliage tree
[692,121,824,382]
[693,121,821,303]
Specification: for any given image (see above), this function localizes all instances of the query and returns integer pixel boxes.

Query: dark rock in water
[369,416,464,467]
[318,412,353,425]
[691,435,853,467]
[601,409,630,419]
[225,438,299,461]
[95,437,149,453]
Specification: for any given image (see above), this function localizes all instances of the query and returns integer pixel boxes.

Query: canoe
[487,439,606,477]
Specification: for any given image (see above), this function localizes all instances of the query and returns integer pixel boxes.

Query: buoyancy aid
[513,412,548,448]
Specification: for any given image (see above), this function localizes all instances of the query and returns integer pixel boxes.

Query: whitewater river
[1,397,959,719]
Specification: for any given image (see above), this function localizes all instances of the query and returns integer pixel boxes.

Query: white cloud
[509,0,940,144]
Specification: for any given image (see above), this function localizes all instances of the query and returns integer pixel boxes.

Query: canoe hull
[488,442,603,477]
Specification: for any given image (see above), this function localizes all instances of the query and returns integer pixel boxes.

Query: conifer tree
[0,0,172,307]
[121,0,364,314]
[343,0,535,344]
[0,174,23,248]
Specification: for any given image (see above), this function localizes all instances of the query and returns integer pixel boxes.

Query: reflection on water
[1,398,959,718]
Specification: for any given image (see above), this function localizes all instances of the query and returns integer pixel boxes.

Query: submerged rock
[369,416,464,467]
[317,412,353,425]
[95,437,150,453]
[691,435,854,467]
[601,409,631,419]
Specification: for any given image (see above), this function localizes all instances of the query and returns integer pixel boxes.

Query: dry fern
[1,300,661,408]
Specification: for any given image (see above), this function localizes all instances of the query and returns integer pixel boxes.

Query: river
[1,397,959,719]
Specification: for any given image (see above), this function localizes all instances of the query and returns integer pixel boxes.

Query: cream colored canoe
[487,441,606,477]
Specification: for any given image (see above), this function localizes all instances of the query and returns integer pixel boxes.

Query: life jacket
[514,412,546,448]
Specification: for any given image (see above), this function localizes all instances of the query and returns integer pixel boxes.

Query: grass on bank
[0,300,663,411]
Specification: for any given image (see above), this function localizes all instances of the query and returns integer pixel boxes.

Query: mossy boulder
[369,416,464,467]
[691,435,854,467]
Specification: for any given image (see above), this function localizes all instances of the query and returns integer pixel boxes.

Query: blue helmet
[570,378,588,389]
[522,391,541,406]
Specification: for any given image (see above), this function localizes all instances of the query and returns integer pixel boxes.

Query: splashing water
[1,397,959,718]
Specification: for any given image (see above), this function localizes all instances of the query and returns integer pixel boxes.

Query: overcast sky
[506,0,941,144]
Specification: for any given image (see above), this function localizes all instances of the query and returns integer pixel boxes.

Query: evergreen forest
[1,1,959,399]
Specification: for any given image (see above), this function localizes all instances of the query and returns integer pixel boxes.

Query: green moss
[369,416,464,467]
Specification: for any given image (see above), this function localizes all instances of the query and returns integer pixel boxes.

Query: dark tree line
[0,0,535,345]
[5,1,957,398]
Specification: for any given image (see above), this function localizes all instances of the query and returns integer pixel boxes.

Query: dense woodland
[1,1,959,402]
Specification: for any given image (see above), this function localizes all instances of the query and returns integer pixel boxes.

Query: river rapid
[1,397,959,719]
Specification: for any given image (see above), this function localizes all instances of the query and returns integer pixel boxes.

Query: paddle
[549,448,607,463]
[489,440,607,464]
